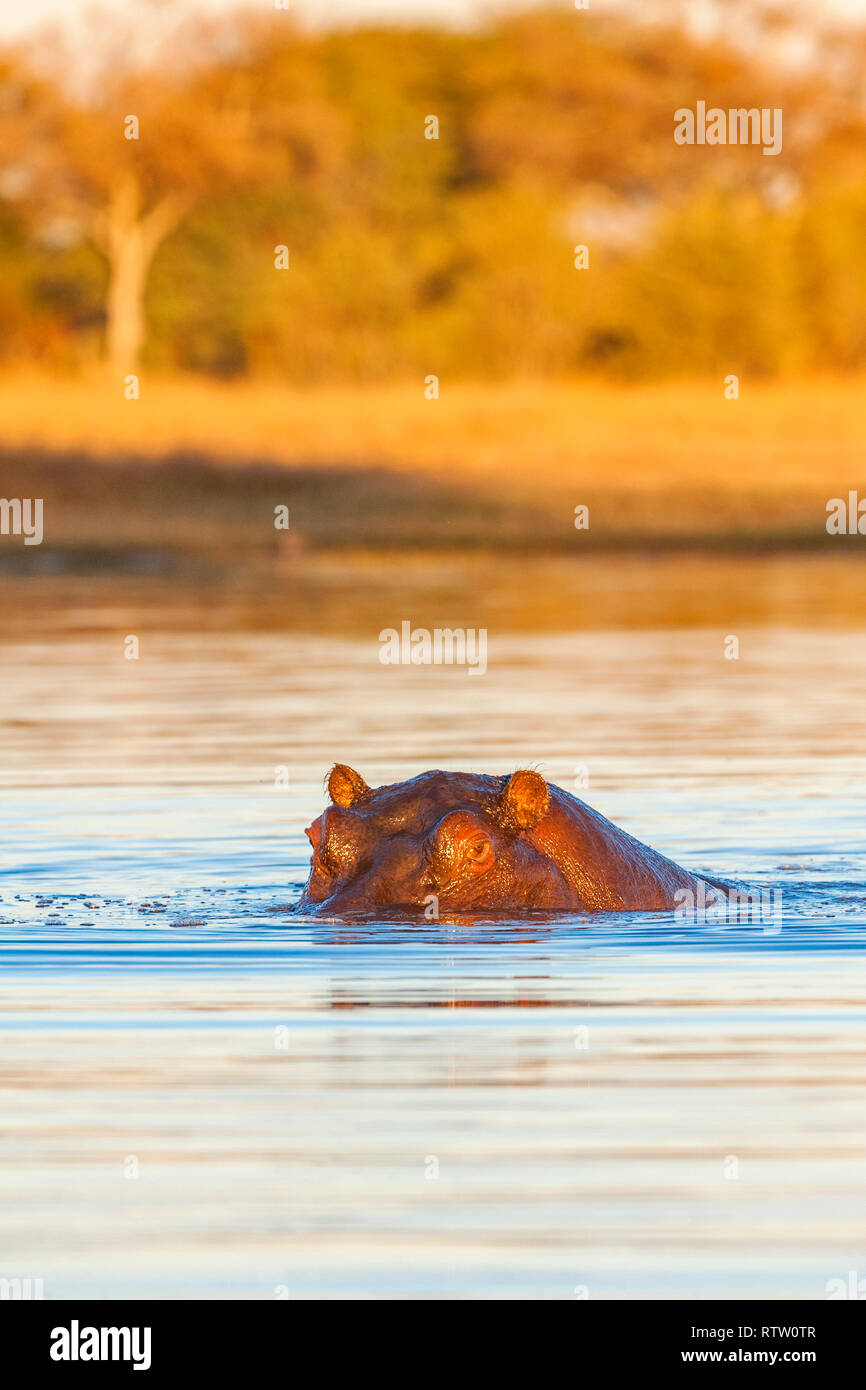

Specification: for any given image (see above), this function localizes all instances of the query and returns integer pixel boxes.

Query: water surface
[1,578,865,1299]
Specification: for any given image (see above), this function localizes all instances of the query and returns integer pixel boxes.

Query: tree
[0,11,340,374]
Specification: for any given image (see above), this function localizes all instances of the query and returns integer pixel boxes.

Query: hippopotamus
[295,765,722,917]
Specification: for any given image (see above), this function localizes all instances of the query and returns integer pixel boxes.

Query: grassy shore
[1,373,864,559]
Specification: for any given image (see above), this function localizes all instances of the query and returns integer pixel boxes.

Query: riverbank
[0,374,863,564]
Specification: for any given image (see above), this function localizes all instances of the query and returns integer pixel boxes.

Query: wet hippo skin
[295,765,722,917]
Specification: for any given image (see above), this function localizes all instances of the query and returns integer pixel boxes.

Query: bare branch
[139,190,196,262]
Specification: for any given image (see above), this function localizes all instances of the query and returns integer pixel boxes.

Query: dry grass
[2,372,864,504]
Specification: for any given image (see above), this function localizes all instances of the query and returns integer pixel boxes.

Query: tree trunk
[106,219,147,375]
[98,175,191,376]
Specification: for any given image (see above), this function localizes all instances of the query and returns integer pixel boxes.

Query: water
[1,582,865,1299]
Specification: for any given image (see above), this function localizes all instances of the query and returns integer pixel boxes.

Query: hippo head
[296,765,570,917]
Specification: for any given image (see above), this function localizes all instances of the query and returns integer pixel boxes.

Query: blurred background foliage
[1,4,866,382]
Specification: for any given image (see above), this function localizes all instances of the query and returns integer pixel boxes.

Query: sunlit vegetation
[1,7,866,382]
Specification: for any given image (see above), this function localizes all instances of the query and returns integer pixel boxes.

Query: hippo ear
[327,763,370,808]
[499,770,549,830]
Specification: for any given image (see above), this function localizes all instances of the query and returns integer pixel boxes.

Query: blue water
[1,623,865,1299]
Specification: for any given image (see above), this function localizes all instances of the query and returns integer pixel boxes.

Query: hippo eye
[429,811,496,882]
[460,834,494,875]
[466,837,492,866]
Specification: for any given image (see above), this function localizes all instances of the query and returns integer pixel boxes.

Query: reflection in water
[1,572,865,1298]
